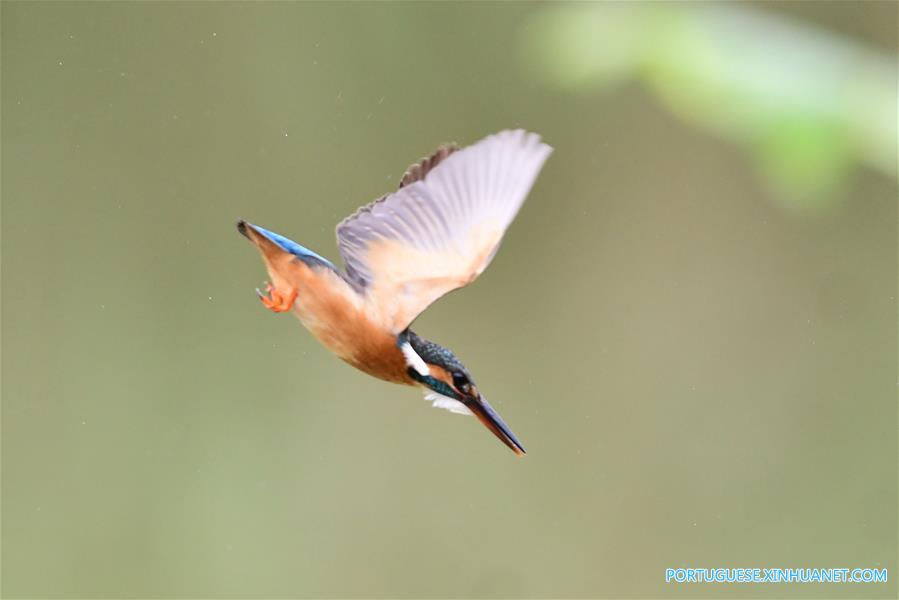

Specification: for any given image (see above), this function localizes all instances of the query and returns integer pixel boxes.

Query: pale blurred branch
[521,3,897,213]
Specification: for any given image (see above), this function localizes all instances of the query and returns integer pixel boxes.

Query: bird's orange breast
[291,264,412,384]
[244,223,413,384]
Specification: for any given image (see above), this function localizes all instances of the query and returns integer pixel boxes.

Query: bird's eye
[452,372,471,394]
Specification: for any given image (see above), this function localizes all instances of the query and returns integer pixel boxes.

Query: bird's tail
[237,220,297,271]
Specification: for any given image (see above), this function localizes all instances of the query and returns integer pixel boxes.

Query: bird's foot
[255,281,297,313]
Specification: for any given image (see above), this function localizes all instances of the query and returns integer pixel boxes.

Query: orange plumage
[240,223,412,385]
[238,130,553,455]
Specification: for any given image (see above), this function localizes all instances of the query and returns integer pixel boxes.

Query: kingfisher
[237,129,552,455]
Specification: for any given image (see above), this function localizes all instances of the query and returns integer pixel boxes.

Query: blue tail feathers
[239,221,336,270]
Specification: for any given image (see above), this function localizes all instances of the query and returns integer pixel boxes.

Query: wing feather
[336,129,552,333]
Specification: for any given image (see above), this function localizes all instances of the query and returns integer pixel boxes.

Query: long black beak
[466,395,526,456]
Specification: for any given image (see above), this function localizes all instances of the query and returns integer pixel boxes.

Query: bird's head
[399,331,526,456]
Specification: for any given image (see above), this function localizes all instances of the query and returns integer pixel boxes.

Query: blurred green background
[2,2,896,598]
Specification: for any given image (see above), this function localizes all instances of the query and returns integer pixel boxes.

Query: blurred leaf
[521,4,653,91]
[522,3,898,213]
[752,115,852,214]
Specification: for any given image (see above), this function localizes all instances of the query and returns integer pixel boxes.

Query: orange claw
[255,281,297,313]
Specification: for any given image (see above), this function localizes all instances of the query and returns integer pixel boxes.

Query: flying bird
[237,129,552,455]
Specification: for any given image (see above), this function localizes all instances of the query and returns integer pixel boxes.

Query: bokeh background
[2,2,896,598]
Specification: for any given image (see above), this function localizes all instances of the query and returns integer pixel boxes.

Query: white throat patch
[401,341,472,415]
[400,341,429,377]
[424,391,473,415]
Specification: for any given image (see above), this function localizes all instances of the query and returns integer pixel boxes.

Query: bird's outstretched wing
[336,129,552,333]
